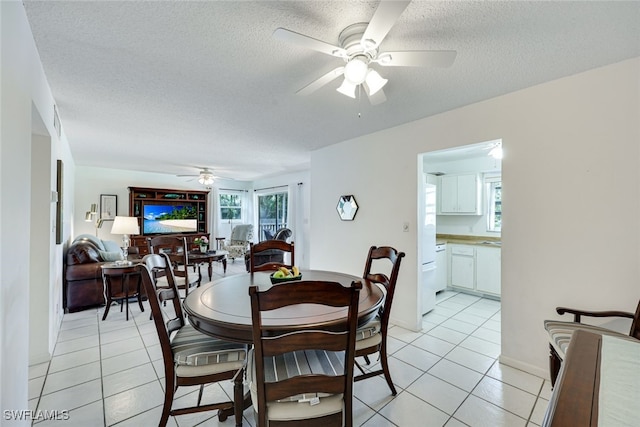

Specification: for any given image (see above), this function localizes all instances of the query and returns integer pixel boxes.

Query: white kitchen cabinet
[449,245,475,290]
[438,174,481,215]
[475,246,501,296]
[448,243,501,297]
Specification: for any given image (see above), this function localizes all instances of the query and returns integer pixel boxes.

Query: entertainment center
[128,186,210,255]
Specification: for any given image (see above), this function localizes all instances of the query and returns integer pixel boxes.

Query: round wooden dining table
[183,270,385,344]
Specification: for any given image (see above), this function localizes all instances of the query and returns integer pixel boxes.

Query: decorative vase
[200,245,208,253]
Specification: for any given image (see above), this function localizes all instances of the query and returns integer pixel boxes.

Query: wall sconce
[84,203,102,236]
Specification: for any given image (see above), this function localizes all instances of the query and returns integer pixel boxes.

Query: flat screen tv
[143,204,197,235]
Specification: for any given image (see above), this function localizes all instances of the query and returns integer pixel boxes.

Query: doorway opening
[418,139,503,323]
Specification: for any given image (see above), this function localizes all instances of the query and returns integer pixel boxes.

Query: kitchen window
[486,176,502,232]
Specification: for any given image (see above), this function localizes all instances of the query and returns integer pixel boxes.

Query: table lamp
[110,216,140,261]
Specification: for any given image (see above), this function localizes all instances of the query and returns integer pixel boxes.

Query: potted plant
[193,236,209,253]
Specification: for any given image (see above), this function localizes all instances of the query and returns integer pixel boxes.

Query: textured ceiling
[23,1,640,181]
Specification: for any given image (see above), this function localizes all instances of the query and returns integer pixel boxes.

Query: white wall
[1,1,75,419]
[311,57,640,376]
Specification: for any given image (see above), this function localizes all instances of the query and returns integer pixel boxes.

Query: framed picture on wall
[100,194,117,220]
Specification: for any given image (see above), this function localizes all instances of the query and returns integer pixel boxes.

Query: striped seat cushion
[172,325,246,366]
[544,320,634,359]
[356,316,381,341]
[247,348,345,403]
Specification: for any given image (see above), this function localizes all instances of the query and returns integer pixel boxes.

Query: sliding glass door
[257,191,288,241]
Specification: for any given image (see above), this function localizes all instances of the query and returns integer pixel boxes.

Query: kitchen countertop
[436,234,501,247]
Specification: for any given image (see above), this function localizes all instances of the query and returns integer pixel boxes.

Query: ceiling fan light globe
[343,56,368,84]
[336,79,357,98]
[198,174,214,185]
[364,69,388,95]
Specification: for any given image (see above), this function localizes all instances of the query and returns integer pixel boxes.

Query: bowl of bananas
[270,266,302,284]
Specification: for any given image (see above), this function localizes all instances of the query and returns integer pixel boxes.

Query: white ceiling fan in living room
[273,0,457,105]
[177,168,229,186]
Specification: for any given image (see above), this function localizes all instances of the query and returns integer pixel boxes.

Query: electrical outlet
[402,222,409,232]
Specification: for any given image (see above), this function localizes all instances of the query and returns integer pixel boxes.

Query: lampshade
[364,69,388,96]
[198,173,214,185]
[336,79,357,98]
[110,216,139,235]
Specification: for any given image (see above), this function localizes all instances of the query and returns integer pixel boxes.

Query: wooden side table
[101,262,144,321]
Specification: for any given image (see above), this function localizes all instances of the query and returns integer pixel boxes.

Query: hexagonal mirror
[336,195,358,221]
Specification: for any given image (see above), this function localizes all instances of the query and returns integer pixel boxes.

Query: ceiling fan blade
[273,28,346,58]
[377,50,457,67]
[176,174,199,177]
[297,67,345,96]
[364,86,387,105]
[361,0,411,47]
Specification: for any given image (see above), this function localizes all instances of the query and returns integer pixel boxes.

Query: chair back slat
[249,280,361,427]
[260,330,349,356]
[249,240,295,272]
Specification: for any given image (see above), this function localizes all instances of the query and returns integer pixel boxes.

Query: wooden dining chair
[353,246,405,395]
[248,240,295,272]
[139,254,246,427]
[148,236,201,296]
[248,279,362,427]
[544,298,640,385]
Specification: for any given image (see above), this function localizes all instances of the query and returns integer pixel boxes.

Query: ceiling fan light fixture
[364,69,388,95]
[336,78,357,98]
[198,174,214,185]
[343,56,369,84]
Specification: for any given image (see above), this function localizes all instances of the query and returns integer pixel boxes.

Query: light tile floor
[29,263,551,426]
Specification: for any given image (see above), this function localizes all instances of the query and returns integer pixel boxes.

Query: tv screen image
[143,204,197,234]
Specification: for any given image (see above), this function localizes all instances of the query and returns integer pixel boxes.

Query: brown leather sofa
[64,234,127,312]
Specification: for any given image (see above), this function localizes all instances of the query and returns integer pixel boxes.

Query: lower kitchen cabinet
[449,245,475,290]
[448,243,501,297]
[475,246,501,295]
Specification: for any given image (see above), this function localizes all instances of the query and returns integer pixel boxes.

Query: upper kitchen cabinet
[438,173,482,215]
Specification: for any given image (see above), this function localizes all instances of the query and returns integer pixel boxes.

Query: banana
[292,266,300,277]
[278,266,291,276]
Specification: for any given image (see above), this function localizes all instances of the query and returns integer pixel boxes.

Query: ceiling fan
[273,0,456,105]
[176,168,226,185]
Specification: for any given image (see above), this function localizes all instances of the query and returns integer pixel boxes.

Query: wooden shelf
[128,186,209,255]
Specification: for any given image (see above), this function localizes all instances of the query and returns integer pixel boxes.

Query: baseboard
[390,316,421,332]
[499,354,550,381]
